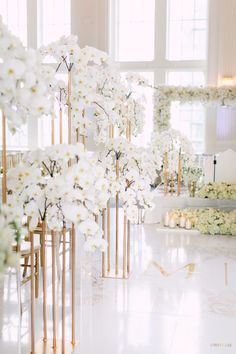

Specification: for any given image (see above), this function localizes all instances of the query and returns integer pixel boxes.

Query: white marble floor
[1,224,236,354]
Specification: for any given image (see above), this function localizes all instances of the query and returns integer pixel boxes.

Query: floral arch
[153,85,236,132]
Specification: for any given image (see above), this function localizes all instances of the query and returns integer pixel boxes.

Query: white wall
[71,0,108,51]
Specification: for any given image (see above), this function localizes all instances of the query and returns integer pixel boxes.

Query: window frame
[108,0,208,151]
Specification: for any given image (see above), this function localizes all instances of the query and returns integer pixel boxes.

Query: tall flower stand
[33,224,78,354]
[102,123,132,280]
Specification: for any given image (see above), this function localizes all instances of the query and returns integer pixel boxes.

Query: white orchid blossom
[8,144,110,250]
[0,16,55,132]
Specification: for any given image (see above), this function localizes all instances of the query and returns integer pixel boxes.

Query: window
[37,0,71,47]
[110,0,208,151]
[111,0,155,62]
[0,0,27,45]
[0,1,72,149]
[167,71,205,153]
[0,3,28,149]
[167,0,208,60]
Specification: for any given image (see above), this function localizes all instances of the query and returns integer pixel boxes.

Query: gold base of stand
[34,339,78,353]
[102,269,131,279]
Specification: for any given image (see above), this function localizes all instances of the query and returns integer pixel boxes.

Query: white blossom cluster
[7,144,110,252]
[40,36,109,139]
[40,36,147,144]
[0,16,55,132]
[92,69,146,143]
[0,204,23,273]
[198,182,236,200]
[153,85,236,132]
[99,138,155,223]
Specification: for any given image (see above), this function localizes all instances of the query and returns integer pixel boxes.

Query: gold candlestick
[164,152,169,195]
[170,174,174,195]
[177,150,181,196]
[2,112,7,203]
[76,128,80,143]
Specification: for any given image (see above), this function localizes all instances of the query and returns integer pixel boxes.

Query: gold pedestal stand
[102,122,132,280]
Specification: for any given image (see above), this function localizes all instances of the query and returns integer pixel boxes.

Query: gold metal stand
[127,221,131,274]
[51,110,55,145]
[115,159,119,275]
[30,230,36,354]
[102,121,132,279]
[67,71,72,144]
[35,340,75,353]
[123,213,127,278]
[62,228,66,353]
[102,209,106,277]
[41,221,47,342]
[51,231,57,350]
[71,224,76,347]
[107,200,111,272]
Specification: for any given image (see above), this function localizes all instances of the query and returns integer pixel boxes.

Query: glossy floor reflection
[1,225,236,354]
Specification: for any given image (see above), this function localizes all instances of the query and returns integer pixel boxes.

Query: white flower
[1,59,26,79]
[62,204,88,224]
[84,236,107,252]
[78,219,100,236]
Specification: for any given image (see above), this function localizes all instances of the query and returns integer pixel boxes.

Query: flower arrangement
[99,138,154,223]
[150,128,195,186]
[0,204,23,273]
[40,36,147,145]
[90,67,147,143]
[0,16,55,132]
[153,85,236,132]
[40,36,110,141]
[169,207,236,236]
[198,182,236,200]
[7,144,110,252]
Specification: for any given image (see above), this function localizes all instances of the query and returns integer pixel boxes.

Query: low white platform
[144,190,236,224]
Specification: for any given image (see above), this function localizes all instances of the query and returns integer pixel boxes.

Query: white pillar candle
[185,219,192,230]
[169,217,176,228]
[179,216,186,228]
[164,212,170,226]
